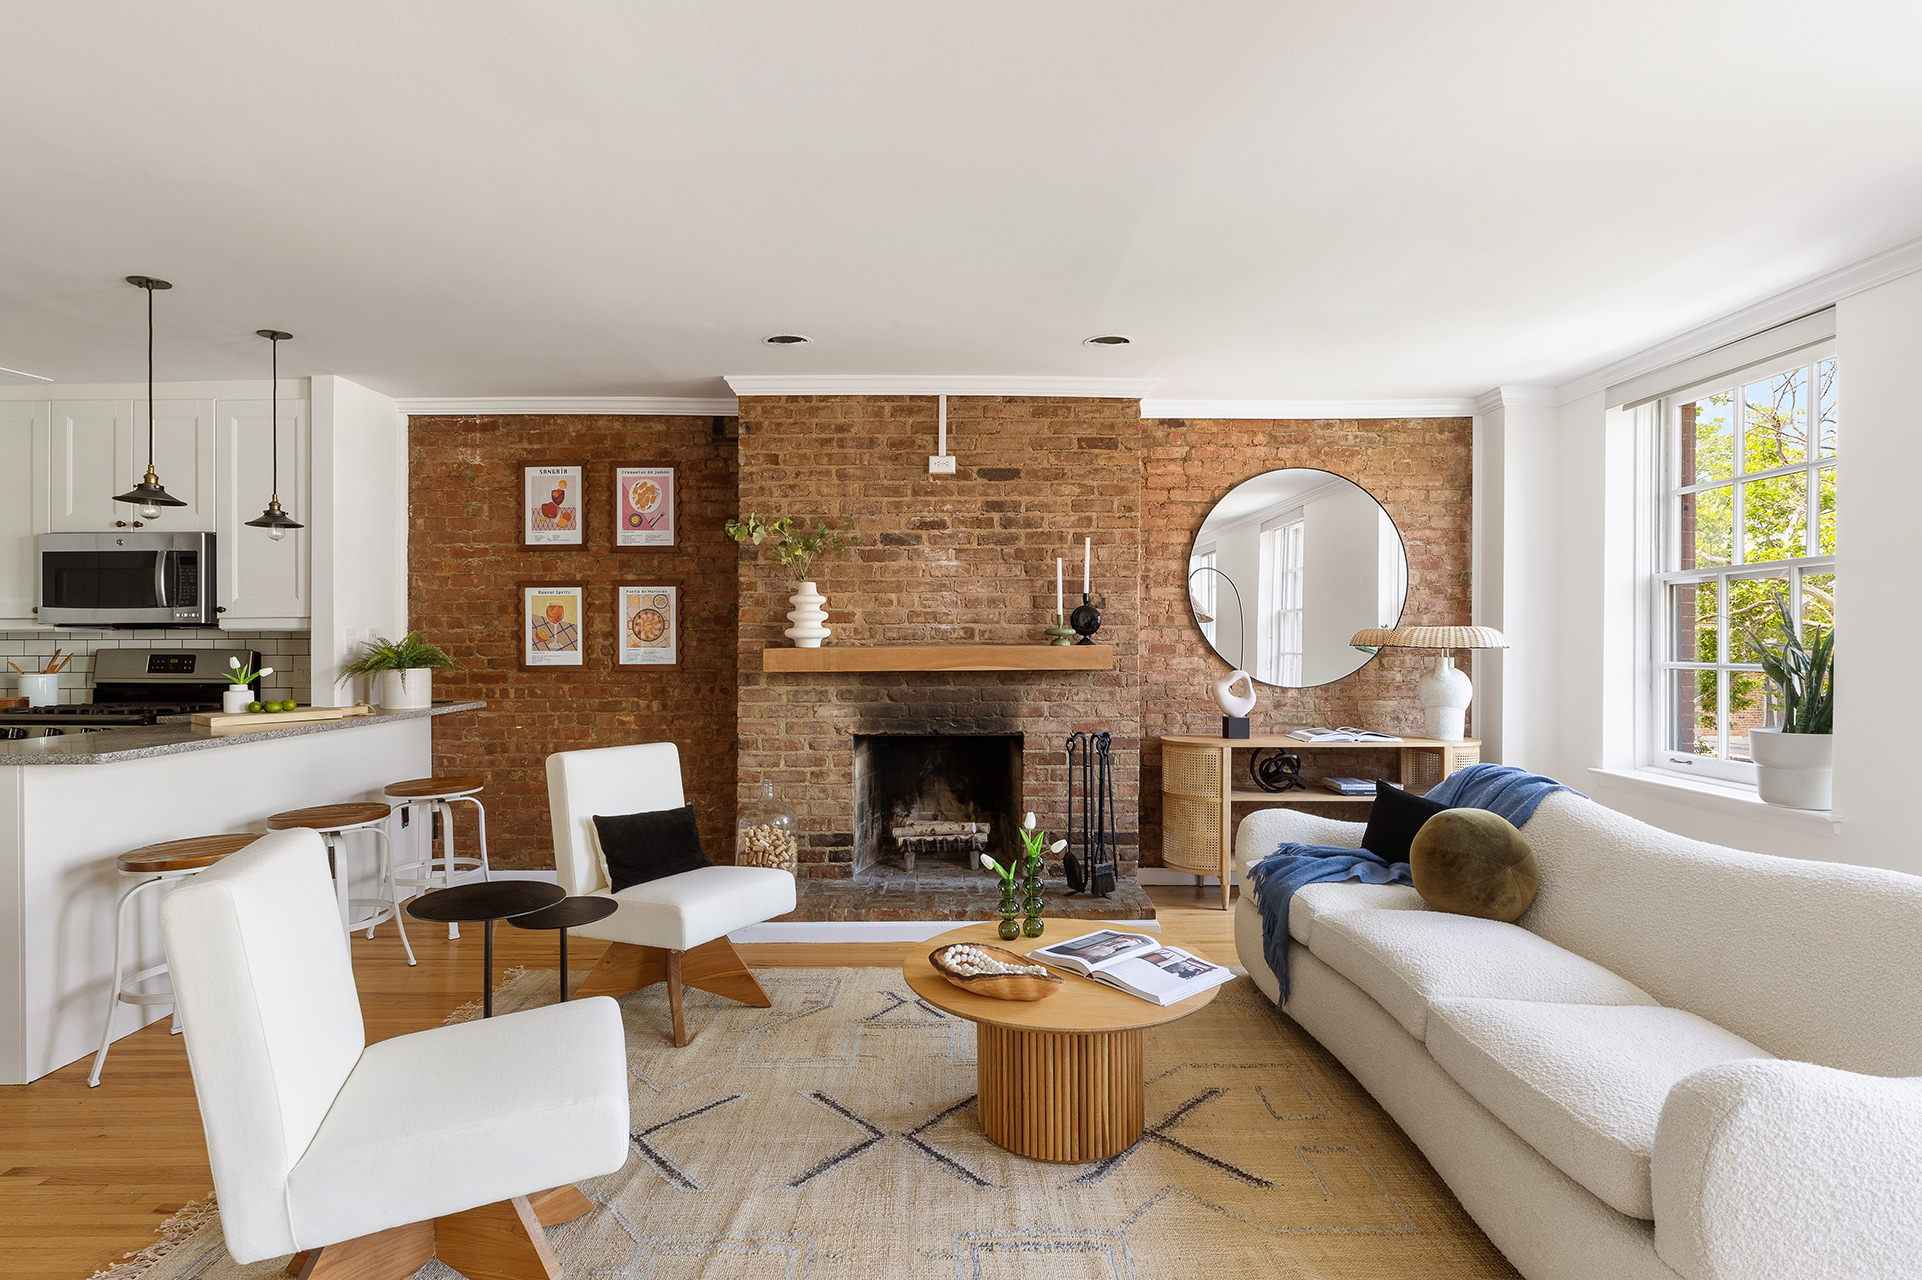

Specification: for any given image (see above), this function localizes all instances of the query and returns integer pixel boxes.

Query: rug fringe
[441,964,535,1025]
[86,1195,219,1280]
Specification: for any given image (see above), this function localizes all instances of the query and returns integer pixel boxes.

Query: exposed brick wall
[408,414,739,868]
[734,396,1144,879]
[1139,416,1474,862]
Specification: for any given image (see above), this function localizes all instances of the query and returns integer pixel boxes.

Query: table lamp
[1350,625,1508,741]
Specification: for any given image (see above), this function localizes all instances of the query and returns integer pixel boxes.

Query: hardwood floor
[0,887,1235,1280]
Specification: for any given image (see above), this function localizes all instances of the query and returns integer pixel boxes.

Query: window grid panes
[1655,349,1835,784]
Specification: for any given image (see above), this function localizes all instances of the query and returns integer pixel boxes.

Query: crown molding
[723,374,1159,398]
[394,396,738,417]
[1472,385,1560,415]
[1138,397,1477,420]
[1553,232,1922,406]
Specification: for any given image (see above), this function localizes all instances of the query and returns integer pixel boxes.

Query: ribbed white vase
[784,581,831,648]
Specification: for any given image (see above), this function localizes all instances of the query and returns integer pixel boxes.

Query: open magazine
[1286,726,1403,743]
[1029,929,1235,1006]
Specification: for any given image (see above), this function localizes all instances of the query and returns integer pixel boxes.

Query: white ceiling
[4,1,1921,401]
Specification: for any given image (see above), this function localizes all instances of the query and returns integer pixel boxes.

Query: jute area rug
[112,967,1518,1280]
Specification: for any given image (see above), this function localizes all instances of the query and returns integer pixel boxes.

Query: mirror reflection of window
[1187,469,1408,688]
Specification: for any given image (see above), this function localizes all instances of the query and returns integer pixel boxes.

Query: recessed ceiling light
[1083,334,1132,347]
[763,333,811,345]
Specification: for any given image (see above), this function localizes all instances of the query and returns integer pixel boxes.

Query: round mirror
[1187,469,1408,688]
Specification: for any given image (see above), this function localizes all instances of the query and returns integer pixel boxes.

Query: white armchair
[546,742,797,1046]
[159,828,629,1279]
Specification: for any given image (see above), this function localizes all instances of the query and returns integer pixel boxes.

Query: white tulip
[1050,839,1067,853]
[258,667,274,678]
[228,656,240,668]
[1023,812,1036,830]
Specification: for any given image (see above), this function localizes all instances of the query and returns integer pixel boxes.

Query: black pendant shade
[244,329,304,537]
[113,276,188,515]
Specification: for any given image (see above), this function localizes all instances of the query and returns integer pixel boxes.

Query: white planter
[15,673,59,707]
[784,581,831,648]
[377,668,434,710]
[1750,728,1833,810]
[222,686,254,714]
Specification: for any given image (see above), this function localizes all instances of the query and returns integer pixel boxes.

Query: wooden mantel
[762,644,1115,673]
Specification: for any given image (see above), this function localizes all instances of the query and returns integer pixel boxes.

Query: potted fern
[1744,594,1834,810]
[724,513,859,647]
[339,631,463,710]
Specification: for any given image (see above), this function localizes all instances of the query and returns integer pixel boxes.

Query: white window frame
[1189,544,1218,651]
[1259,517,1304,686]
[1645,340,1836,786]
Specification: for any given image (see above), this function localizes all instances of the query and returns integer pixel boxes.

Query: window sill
[1585,767,1842,836]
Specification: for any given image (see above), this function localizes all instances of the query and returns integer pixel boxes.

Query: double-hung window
[1651,342,1836,784]
[1259,518,1304,686]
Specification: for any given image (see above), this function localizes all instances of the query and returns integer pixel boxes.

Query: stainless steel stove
[0,647,260,737]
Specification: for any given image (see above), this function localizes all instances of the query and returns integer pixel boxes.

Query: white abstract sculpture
[1213,670,1257,718]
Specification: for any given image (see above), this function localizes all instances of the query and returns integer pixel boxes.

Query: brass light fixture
[244,329,303,540]
[113,276,188,518]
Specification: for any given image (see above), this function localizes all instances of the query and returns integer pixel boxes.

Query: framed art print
[618,584,679,666]
[614,465,675,547]
[521,583,585,668]
[523,464,584,545]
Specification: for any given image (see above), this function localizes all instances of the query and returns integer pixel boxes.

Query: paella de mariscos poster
[619,585,677,665]
[524,464,583,545]
[615,465,674,547]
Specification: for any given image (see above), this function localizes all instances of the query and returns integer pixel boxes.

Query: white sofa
[1232,790,1922,1280]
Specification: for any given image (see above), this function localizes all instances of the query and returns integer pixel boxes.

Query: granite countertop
[0,701,486,765]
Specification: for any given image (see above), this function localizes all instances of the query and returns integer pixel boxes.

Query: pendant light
[113,276,189,519]
[244,329,302,540]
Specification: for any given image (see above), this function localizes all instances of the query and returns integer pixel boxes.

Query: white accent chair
[159,828,629,1279]
[546,742,797,1046]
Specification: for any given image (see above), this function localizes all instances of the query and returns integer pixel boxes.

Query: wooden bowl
[929,943,1065,1001]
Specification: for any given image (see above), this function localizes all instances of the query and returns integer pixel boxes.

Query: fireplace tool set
[1064,731,1118,897]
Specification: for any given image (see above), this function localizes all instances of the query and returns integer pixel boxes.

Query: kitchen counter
[0,700,485,765]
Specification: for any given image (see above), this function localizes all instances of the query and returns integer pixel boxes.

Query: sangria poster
[524,464,583,545]
[615,466,674,547]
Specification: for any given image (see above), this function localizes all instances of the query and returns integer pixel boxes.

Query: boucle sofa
[1232,788,1922,1280]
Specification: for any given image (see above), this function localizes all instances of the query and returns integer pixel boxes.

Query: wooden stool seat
[268,802,393,831]
[384,775,485,799]
[116,833,259,876]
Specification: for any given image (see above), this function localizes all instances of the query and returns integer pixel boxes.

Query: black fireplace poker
[1064,731,1117,897]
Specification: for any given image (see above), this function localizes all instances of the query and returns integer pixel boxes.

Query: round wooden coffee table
[904,920,1221,1163]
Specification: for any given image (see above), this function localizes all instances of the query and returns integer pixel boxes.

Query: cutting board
[0,697,25,712]
[191,703,375,735]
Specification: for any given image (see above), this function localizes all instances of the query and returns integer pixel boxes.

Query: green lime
[248,701,263,713]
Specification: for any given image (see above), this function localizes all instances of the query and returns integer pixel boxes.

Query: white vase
[1417,653,1474,741]
[378,668,434,710]
[222,686,253,714]
[784,581,831,648]
[1750,728,1833,810]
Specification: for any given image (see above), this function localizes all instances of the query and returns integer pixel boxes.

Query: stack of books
[1318,776,1377,796]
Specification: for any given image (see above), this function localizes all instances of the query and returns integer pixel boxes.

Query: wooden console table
[1159,733,1481,909]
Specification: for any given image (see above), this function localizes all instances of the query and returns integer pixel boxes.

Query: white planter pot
[1750,727,1833,810]
[784,581,831,648]
[15,672,59,707]
[222,686,254,714]
[377,668,434,710]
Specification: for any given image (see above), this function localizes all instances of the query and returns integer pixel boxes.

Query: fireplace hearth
[853,733,1021,877]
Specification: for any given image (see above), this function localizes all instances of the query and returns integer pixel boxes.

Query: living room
[2,5,1918,1280]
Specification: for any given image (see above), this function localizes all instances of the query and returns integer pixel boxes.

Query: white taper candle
[1083,537,1091,595]
[1056,558,1063,616]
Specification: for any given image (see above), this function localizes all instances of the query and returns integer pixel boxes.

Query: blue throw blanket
[1248,764,1578,1004]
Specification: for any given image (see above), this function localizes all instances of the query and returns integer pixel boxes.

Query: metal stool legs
[89,875,179,1088]
[394,793,491,939]
[324,823,416,967]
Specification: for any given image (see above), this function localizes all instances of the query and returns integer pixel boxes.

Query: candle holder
[1069,593,1104,645]
[1044,613,1074,646]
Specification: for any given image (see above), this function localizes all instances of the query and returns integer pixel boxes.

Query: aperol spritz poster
[614,466,674,547]
[523,464,583,545]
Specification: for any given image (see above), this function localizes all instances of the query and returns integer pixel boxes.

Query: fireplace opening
[852,734,1023,877]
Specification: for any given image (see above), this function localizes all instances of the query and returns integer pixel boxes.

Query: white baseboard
[729,917,1161,944]
[1137,866,1239,886]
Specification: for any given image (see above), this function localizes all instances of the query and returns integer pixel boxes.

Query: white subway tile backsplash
[0,629,311,705]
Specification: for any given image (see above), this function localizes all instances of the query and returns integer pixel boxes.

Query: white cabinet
[0,402,47,622]
[46,398,216,533]
[216,398,310,625]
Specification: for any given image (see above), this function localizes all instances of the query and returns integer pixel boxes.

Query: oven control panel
[145,653,199,674]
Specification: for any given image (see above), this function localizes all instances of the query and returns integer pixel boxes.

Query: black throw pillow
[592,805,712,893]
[1361,780,1450,863]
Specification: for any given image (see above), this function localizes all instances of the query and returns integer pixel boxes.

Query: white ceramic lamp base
[1417,654,1472,741]
[785,581,831,648]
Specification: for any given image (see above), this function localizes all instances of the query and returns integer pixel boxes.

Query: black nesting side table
[406,881,565,1016]
[508,896,620,1001]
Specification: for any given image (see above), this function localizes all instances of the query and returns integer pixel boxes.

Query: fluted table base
[976,1022,1145,1162]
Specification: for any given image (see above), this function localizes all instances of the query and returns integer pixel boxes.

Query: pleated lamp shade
[1382,625,1508,650]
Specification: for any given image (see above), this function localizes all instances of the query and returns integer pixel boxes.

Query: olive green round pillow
[1408,808,1539,922]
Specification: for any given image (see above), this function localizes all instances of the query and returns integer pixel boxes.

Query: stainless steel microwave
[37,532,218,627]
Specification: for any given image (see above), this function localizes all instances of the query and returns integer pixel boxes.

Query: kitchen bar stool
[89,832,259,1087]
[265,802,416,967]
[384,775,491,939]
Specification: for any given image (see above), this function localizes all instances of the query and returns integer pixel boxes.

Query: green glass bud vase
[1021,855,1046,938]
[997,889,1021,941]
